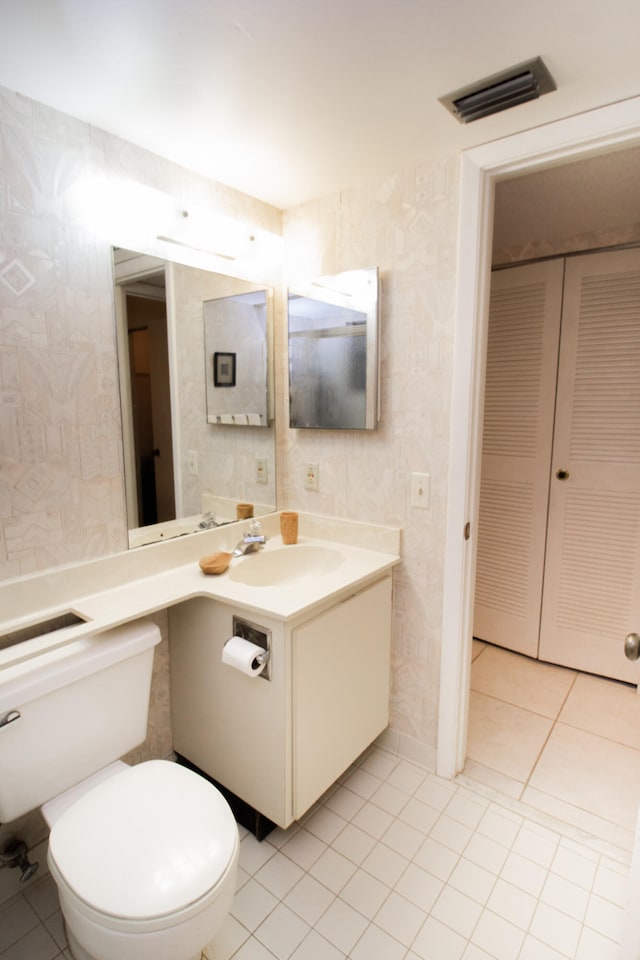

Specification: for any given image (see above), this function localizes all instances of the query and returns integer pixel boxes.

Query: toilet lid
[48,761,237,920]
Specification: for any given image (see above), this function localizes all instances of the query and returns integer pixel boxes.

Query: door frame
[437,95,640,781]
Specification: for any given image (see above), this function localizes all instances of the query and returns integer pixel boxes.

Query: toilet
[0,619,239,960]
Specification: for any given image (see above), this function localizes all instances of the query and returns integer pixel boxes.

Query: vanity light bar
[439,57,556,123]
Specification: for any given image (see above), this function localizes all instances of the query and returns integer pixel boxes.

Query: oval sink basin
[228,545,343,587]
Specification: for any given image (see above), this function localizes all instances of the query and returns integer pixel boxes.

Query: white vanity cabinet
[168,574,392,830]
[292,576,392,818]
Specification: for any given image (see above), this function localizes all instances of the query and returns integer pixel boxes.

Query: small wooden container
[199,551,232,575]
[280,511,298,545]
[236,502,254,520]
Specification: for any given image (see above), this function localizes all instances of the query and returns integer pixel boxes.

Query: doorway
[438,96,640,784]
[113,250,176,531]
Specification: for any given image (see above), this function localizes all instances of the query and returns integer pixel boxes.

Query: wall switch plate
[411,472,430,508]
[256,457,268,484]
[304,462,319,491]
[188,450,199,477]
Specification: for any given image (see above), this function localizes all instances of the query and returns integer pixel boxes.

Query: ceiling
[0,0,638,209]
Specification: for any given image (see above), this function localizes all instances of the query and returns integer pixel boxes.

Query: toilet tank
[0,619,161,823]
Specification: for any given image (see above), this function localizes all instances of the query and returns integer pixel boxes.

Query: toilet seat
[47,760,238,931]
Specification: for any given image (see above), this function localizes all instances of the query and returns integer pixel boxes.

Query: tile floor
[0,733,633,960]
[466,641,640,852]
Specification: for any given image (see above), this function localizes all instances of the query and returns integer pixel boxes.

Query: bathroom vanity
[0,512,400,839]
[169,573,392,831]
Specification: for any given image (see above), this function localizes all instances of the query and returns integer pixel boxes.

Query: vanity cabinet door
[292,576,392,819]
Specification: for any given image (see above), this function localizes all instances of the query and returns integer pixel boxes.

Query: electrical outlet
[304,462,319,491]
[256,457,268,484]
[411,472,430,508]
[188,450,199,477]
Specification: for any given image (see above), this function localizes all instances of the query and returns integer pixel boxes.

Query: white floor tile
[323,785,366,821]
[349,922,406,960]
[314,897,369,954]
[385,760,427,796]
[448,857,497,905]
[330,823,376,865]
[517,935,567,959]
[499,850,548,898]
[530,901,582,958]
[6,664,637,960]
[540,872,589,922]
[559,672,640,750]
[529,722,640,830]
[485,878,536,929]
[470,909,525,960]
[574,925,620,960]
[340,868,389,919]
[431,885,483,938]
[467,691,554,782]
[471,644,576,718]
[254,851,304,899]
[283,874,335,926]
[381,817,425,858]
[394,861,444,912]
[308,847,357,894]
[290,929,345,960]
[463,832,510,875]
[411,915,468,960]
[584,893,625,943]
[280,828,327,871]
[230,878,279,932]
[429,814,474,854]
[254,902,310,959]
[351,800,395,838]
[374,890,426,946]
[413,836,460,882]
[361,841,408,886]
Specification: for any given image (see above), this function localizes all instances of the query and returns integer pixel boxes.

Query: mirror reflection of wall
[113,250,276,545]
[288,267,380,430]
[204,290,269,426]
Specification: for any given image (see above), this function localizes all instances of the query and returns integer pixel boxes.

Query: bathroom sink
[228,544,343,587]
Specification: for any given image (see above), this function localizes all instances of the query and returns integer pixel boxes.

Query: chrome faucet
[198,512,218,529]
[232,533,266,557]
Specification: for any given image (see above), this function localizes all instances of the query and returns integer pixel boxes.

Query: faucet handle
[248,518,263,537]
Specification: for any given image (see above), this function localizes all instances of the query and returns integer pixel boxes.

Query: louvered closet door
[538,248,640,682]
[474,260,564,657]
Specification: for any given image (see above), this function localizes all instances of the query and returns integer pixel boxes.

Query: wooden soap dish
[199,551,232,575]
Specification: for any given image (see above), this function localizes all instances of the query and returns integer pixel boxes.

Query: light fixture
[439,57,556,124]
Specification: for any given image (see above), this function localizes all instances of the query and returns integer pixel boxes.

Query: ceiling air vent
[439,57,556,123]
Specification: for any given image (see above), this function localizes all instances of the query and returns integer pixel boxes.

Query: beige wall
[281,167,460,763]
[0,85,280,579]
[1,85,462,769]
[4,83,639,780]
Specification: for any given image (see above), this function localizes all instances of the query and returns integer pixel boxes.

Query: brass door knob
[624,633,640,661]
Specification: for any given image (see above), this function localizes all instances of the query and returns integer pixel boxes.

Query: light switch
[411,472,430,508]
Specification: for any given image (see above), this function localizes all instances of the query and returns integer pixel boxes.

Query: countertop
[0,512,401,673]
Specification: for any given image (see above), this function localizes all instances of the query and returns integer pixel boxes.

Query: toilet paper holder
[232,615,271,680]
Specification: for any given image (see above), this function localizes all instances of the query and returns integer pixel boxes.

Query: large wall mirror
[113,249,275,547]
[288,267,380,430]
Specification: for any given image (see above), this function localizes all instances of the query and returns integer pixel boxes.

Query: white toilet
[0,619,239,960]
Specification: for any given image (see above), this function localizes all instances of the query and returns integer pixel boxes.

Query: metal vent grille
[439,57,556,123]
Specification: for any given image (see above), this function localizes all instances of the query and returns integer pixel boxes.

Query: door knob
[556,468,570,480]
[624,633,640,661]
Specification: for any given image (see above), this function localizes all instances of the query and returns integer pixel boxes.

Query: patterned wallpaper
[0,86,281,579]
[281,164,460,763]
[1,84,462,781]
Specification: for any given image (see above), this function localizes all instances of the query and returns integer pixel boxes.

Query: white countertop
[0,512,401,673]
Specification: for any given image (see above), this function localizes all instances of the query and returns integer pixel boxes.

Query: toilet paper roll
[222,636,267,677]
